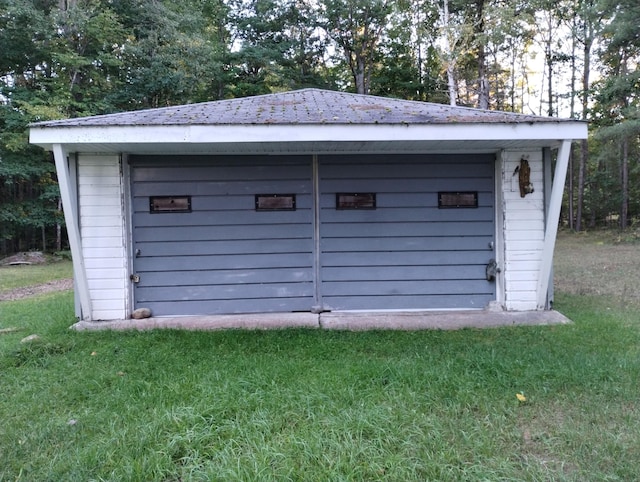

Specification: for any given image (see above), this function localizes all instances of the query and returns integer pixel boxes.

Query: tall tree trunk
[442,0,457,106]
[477,43,489,109]
[474,0,489,109]
[620,138,629,229]
[567,15,578,229]
[351,53,367,94]
[546,50,553,116]
[576,139,587,231]
[56,198,62,252]
[575,8,594,232]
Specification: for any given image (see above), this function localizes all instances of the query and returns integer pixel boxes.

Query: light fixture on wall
[513,157,534,197]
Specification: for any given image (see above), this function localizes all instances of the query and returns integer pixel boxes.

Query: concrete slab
[72,312,320,332]
[71,310,571,332]
[319,310,572,331]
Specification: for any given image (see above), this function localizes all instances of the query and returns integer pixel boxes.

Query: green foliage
[319,0,392,94]
[585,0,640,227]
[1,0,639,251]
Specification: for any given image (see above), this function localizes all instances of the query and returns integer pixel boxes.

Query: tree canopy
[1,0,638,254]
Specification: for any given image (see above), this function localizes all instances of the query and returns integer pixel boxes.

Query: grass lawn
[0,259,73,292]
[1,233,639,481]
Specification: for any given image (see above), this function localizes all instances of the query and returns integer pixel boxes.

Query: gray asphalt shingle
[32,88,572,128]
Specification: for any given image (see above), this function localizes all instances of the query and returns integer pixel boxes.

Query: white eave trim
[30,122,588,149]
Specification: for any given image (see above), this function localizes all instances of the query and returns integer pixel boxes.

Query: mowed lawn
[1,233,639,481]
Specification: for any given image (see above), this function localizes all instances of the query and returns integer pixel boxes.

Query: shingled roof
[32,88,573,128]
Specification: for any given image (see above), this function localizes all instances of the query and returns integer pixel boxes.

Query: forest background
[1,0,638,255]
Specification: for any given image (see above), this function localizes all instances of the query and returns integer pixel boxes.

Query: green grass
[0,259,73,292]
[1,290,639,481]
[554,230,640,307]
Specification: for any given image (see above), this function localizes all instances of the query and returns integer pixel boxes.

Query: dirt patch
[0,278,74,301]
[0,252,48,266]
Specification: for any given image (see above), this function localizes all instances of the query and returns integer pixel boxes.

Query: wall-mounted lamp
[513,157,534,197]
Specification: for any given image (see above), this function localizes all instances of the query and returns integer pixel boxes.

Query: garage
[129,152,495,316]
[29,88,587,322]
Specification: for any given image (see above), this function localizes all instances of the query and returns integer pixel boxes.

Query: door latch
[130,274,140,283]
[485,259,500,282]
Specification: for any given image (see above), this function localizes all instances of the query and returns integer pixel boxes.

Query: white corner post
[536,140,572,309]
[52,144,93,320]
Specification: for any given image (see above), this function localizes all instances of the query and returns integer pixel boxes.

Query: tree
[319,0,392,94]
[591,0,640,228]
[571,0,604,231]
[370,0,444,101]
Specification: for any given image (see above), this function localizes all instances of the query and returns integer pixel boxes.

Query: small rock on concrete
[131,307,152,319]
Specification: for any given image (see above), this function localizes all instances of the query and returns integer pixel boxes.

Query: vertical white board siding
[501,150,545,311]
[77,155,128,320]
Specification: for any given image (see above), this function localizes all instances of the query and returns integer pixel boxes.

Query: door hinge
[130,274,140,283]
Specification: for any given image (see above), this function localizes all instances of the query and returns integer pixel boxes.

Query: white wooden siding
[78,155,128,320]
[501,150,545,310]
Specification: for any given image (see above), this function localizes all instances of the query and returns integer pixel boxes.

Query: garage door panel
[323,280,489,297]
[145,297,313,315]
[321,221,495,238]
[133,164,310,182]
[132,194,314,212]
[321,236,493,253]
[134,224,312,243]
[323,178,491,193]
[132,208,313,227]
[319,192,493,209]
[323,265,486,281]
[137,238,313,257]
[324,294,493,311]
[132,154,308,168]
[320,206,494,223]
[133,180,313,197]
[322,251,490,267]
[319,154,495,311]
[140,268,313,287]
[136,282,314,302]
[135,253,313,271]
[131,155,314,316]
[321,162,493,179]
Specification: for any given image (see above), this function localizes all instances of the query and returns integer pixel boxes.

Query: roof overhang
[30,122,588,155]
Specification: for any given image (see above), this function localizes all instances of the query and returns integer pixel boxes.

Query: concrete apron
[72,310,572,332]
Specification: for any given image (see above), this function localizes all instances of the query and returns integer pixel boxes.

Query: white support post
[53,144,93,320]
[536,140,572,309]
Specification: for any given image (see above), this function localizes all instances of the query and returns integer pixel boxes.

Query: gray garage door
[130,153,495,316]
[318,154,496,311]
[130,155,315,315]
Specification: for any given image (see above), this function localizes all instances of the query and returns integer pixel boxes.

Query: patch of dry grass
[554,230,640,307]
[0,260,73,293]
